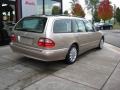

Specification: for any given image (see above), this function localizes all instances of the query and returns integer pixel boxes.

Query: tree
[52,6,61,15]
[70,0,78,6]
[85,0,99,10]
[98,0,113,22]
[115,7,120,24]
[93,10,100,22]
[71,3,85,17]
[64,10,69,15]
[85,0,99,23]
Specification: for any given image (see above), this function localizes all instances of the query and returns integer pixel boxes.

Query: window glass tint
[53,19,71,33]
[15,17,47,33]
[23,20,39,29]
[76,20,86,32]
[84,20,94,32]
[72,20,79,32]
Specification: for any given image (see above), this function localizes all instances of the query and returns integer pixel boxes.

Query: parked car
[10,16,104,64]
[0,29,11,46]
[94,22,113,30]
[4,21,15,36]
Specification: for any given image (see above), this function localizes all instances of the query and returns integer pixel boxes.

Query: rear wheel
[65,45,78,64]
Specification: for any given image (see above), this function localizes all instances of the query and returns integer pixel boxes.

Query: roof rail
[29,14,85,19]
[30,14,70,16]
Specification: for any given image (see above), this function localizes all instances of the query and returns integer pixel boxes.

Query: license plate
[19,36,33,45]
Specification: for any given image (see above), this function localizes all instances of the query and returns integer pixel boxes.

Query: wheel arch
[70,42,79,53]
[102,35,105,41]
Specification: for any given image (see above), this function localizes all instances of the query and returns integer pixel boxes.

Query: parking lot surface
[102,30,120,48]
[0,43,120,90]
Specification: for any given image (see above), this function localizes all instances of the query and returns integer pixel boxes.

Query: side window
[84,20,95,32]
[53,19,71,33]
[72,20,79,32]
[76,20,86,32]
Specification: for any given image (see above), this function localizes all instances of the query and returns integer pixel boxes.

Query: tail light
[37,38,55,48]
[10,34,16,42]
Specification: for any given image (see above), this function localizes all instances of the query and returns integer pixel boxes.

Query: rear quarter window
[53,19,71,33]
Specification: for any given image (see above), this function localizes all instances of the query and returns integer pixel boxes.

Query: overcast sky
[110,0,120,8]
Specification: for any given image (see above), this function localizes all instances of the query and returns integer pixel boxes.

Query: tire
[98,38,104,49]
[101,27,103,30]
[65,45,78,64]
[110,26,113,30]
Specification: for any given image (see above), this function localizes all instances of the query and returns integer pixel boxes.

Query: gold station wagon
[10,16,104,64]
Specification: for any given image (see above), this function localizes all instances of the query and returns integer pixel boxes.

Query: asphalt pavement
[102,30,120,48]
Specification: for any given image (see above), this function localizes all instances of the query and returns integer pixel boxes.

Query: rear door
[72,19,90,53]
[13,17,47,49]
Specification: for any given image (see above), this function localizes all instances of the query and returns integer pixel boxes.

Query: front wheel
[65,45,78,64]
[98,38,104,49]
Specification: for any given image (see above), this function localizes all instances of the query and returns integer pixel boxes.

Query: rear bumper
[10,43,68,61]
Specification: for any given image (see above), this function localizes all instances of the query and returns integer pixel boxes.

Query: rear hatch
[12,17,47,49]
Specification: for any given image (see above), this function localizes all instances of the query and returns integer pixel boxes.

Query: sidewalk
[23,43,120,90]
[0,43,120,90]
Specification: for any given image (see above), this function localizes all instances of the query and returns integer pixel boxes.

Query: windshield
[15,17,47,33]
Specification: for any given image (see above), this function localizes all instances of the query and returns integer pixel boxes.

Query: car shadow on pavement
[19,56,68,74]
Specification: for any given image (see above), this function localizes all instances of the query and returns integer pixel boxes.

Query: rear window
[15,17,47,33]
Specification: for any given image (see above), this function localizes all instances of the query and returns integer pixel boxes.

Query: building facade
[17,0,63,20]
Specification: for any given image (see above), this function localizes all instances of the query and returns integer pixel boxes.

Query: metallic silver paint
[10,16,103,61]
